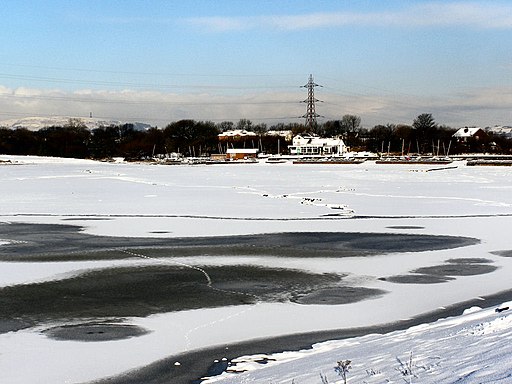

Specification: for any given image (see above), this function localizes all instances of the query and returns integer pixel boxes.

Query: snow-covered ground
[1,155,511,383]
[205,304,512,383]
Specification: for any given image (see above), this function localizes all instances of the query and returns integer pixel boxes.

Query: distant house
[266,130,293,141]
[226,148,259,160]
[452,127,488,142]
[288,134,346,156]
[218,130,257,141]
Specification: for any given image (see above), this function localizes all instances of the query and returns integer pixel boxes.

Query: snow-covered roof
[453,127,484,138]
[226,148,259,154]
[218,129,257,138]
[291,134,345,147]
[266,130,293,139]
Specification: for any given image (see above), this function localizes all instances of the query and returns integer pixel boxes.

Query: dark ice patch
[380,274,455,284]
[412,264,498,276]
[44,322,149,341]
[386,226,425,230]
[491,250,512,258]
[0,222,480,261]
[446,258,493,264]
[291,286,386,305]
[0,265,345,333]
[61,217,113,221]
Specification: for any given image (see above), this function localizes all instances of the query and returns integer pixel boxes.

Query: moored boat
[293,158,365,164]
[376,156,452,165]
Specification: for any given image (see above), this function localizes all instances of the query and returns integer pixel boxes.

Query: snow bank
[205,304,512,383]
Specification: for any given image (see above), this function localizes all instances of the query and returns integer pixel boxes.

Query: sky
[1,0,511,128]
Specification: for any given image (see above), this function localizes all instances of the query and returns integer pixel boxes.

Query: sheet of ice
[1,155,512,383]
[2,156,512,225]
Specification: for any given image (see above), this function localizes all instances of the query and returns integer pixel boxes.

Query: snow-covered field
[1,155,511,384]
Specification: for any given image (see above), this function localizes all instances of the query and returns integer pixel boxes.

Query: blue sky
[1,0,511,127]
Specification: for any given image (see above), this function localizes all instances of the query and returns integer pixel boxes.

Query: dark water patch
[0,265,344,333]
[383,258,496,284]
[491,250,512,258]
[322,213,350,217]
[149,231,172,234]
[0,318,33,333]
[201,359,230,380]
[210,268,344,302]
[446,258,493,264]
[380,274,455,284]
[44,322,149,342]
[386,226,425,230]
[412,264,498,276]
[197,355,276,380]
[291,286,386,305]
[341,233,477,253]
[0,223,479,262]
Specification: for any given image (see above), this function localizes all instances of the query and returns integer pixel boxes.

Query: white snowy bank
[204,303,512,383]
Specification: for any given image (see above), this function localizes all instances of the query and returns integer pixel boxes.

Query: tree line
[1,114,511,159]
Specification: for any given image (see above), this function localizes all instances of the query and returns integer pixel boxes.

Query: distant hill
[0,116,152,131]
[485,125,512,138]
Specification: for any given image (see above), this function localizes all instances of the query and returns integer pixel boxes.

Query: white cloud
[0,85,13,95]
[186,2,512,31]
[411,2,512,29]
[13,87,45,97]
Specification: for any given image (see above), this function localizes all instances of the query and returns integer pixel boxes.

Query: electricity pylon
[301,74,322,130]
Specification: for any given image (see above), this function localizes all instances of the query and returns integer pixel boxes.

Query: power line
[0,62,304,79]
[0,72,299,91]
[0,110,298,124]
[0,93,299,106]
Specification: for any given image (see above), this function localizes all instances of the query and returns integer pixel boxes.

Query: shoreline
[92,289,512,384]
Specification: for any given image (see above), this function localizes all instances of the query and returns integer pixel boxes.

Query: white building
[218,130,257,141]
[288,134,346,156]
[266,130,293,141]
[225,148,259,160]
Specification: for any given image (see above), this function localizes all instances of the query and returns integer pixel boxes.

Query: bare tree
[341,115,361,147]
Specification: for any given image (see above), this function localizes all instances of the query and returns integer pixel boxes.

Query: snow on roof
[218,129,257,137]
[453,127,484,137]
[267,130,292,135]
[226,148,259,154]
[266,130,293,138]
[292,134,345,146]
